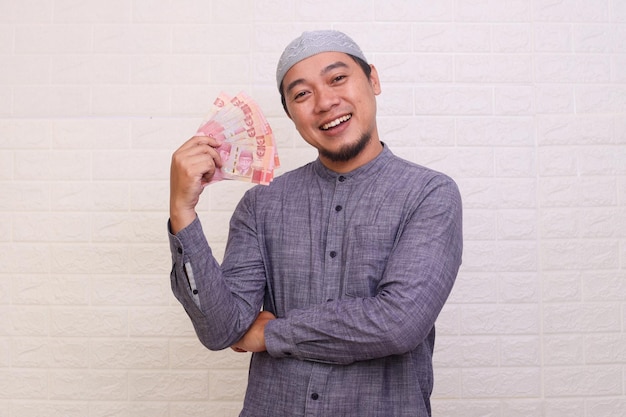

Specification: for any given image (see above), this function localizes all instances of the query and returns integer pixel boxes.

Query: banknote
[196,92,279,185]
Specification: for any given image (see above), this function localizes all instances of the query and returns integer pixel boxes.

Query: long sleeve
[168,214,266,350]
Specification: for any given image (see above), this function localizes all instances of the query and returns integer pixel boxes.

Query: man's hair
[279,54,372,116]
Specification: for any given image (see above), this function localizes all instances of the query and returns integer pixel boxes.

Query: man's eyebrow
[321,61,349,76]
[285,61,350,94]
[285,78,305,94]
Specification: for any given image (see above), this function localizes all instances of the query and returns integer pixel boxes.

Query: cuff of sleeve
[168,216,208,259]
[264,318,298,359]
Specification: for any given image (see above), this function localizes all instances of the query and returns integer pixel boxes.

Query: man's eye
[333,75,346,83]
[294,91,307,100]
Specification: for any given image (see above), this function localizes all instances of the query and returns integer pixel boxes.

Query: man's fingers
[172,141,223,179]
[258,311,277,321]
[181,135,221,150]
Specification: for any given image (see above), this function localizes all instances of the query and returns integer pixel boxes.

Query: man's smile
[320,114,352,131]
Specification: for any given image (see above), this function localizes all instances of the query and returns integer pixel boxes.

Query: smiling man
[280,51,382,171]
[168,30,463,417]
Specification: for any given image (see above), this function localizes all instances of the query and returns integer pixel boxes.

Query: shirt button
[192,290,198,295]
[338,176,346,182]
[329,251,337,258]
[311,393,319,400]
[177,247,183,254]
[335,205,342,212]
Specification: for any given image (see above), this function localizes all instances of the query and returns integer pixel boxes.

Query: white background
[0,0,625,416]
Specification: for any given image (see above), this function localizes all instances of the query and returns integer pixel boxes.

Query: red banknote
[196,92,280,185]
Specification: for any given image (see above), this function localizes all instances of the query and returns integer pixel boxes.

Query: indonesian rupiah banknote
[196,92,279,185]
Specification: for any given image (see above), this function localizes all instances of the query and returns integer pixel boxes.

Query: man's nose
[314,87,340,113]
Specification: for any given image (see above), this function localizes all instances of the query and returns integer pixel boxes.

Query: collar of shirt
[312,143,392,183]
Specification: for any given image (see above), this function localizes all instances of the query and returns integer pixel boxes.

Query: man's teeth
[321,114,351,130]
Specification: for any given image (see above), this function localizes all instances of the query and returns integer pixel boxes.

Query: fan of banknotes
[196,91,280,186]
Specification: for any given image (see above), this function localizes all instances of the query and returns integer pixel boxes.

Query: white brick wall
[0,0,624,416]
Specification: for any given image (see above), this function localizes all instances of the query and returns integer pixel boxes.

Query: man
[169,30,462,417]
[234,148,254,177]
[209,141,232,182]
[217,141,231,164]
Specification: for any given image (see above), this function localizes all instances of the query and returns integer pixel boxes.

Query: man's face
[282,51,381,172]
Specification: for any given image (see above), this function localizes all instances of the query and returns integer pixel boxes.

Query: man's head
[276,30,372,115]
[275,30,383,173]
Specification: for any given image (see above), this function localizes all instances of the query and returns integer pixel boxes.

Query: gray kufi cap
[276,30,368,91]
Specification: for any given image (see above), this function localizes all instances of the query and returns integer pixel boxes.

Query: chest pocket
[343,224,396,298]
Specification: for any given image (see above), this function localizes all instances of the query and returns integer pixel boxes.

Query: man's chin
[319,133,371,162]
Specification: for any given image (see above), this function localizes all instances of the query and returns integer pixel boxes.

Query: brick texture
[0,0,624,416]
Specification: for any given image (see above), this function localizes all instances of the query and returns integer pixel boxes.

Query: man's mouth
[320,114,352,131]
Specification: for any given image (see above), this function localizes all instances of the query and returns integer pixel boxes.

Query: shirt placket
[322,174,348,302]
[304,364,330,417]
[304,175,349,416]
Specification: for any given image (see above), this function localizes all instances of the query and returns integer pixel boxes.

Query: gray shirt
[169,145,463,417]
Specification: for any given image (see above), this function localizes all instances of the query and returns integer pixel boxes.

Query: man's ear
[369,64,381,95]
